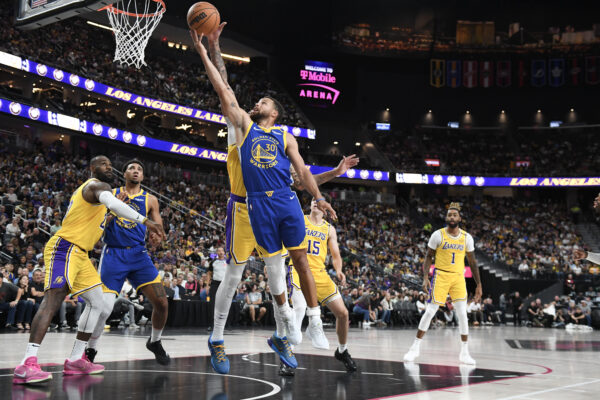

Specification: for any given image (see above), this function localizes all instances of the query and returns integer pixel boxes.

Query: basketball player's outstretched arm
[328,225,346,286]
[190,30,251,145]
[207,22,228,82]
[466,251,482,301]
[147,194,164,247]
[292,155,360,191]
[81,181,166,241]
[574,249,600,265]
[286,133,337,220]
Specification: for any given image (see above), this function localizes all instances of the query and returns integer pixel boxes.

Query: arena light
[333,141,338,145]
[217,129,226,137]
[221,53,251,63]
[355,142,361,146]
[86,21,114,31]
[537,109,542,113]
[570,108,575,112]
[176,124,192,131]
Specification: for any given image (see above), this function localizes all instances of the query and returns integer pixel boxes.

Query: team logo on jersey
[53,276,64,285]
[442,242,464,251]
[116,200,142,229]
[250,135,279,168]
[265,191,274,197]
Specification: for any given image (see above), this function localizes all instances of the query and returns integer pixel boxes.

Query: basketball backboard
[15,0,113,30]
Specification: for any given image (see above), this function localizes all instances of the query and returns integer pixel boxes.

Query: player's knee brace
[77,287,107,333]
[453,301,469,336]
[263,255,286,295]
[418,303,439,332]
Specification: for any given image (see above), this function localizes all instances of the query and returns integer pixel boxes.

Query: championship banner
[462,60,478,88]
[479,61,494,88]
[568,57,583,86]
[447,60,462,88]
[0,97,388,181]
[548,58,565,87]
[531,59,546,87]
[430,59,445,88]
[585,56,600,85]
[0,50,316,139]
[496,60,511,88]
[516,60,528,87]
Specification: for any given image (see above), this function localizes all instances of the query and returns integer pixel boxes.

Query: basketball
[187,2,220,36]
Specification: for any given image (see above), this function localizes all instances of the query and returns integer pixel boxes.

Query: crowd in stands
[375,129,600,177]
[0,8,308,129]
[1,145,598,332]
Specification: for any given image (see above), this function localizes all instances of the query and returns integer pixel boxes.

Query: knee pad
[453,301,469,335]
[263,255,286,295]
[418,303,439,332]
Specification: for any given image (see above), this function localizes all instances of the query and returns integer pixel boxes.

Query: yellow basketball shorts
[289,265,339,305]
[225,195,288,264]
[44,235,102,296]
[428,269,467,305]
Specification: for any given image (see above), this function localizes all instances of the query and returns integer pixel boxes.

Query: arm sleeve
[427,230,442,250]
[98,191,147,224]
[586,252,600,265]
[465,233,475,252]
[226,118,237,146]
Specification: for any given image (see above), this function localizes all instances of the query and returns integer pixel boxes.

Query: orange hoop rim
[100,0,166,18]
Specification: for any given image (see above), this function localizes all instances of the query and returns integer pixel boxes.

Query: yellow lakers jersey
[293,215,329,271]
[434,228,467,273]
[56,178,108,251]
[227,144,247,197]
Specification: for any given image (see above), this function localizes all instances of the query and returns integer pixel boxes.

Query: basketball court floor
[1,325,599,399]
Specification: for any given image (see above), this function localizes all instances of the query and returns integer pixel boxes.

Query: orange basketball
[187,2,220,36]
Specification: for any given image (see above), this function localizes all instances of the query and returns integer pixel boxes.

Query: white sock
[69,339,87,361]
[87,336,99,350]
[151,328,163,343]
[413,338,422,348]
[461,341,468,351]
[307,306,321,323]
[338,343,347,353]
[276,302,291,337]
[22,343,40,364]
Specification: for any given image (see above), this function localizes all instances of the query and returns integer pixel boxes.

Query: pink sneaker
[63,355,104,375]
[13,356,53,384]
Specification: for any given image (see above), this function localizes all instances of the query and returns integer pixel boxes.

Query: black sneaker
[335,349,357,372]
[85,348,98,363]
[146,338,171,365]
[279,362,295,377]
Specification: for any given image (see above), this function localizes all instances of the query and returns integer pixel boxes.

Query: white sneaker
[307,318,329,350]
[362,321,372,328]
[459,350,476,365]
[279,307,301,345]
[403,345,420,362]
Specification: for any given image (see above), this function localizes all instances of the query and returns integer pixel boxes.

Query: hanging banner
[496,60,511,88]
[531,59,546,87]
[585,56,600,85]
[430,59,445,88]
[548,58,565,87]
[479,61,494,88]
[447,60,462,88]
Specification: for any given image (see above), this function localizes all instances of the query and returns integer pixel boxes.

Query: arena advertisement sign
[0,97,389,181]
[298,60,340,107]
[0,51,316,140]
[396,173,600,187]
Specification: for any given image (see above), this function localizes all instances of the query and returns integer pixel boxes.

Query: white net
[106,0,165,69]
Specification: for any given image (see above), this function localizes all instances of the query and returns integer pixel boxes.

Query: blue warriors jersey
[238,123,292,193]
[103,188,148,248]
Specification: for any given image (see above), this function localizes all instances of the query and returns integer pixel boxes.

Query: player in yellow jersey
[288,195,358,372]
[403,203,482,365]
[199,24,358,375]
[13,156,165,385]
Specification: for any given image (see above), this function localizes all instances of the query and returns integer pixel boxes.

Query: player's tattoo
[230,101,237,108]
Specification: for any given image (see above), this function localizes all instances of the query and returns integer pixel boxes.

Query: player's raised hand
[573,249,588,260]
[335,155,359,176]
[206,22,227,43]
[317,199,337,221]
[116,191,128,202]
[144,218,166,242]
[189,30,207,56]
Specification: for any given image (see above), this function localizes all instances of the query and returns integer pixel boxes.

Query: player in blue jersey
[84,159,171,365]
[191,30,336,363]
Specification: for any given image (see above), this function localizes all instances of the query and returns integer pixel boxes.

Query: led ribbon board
[0,50,316,140]
[0,97,388,181]
[396,173,600,187]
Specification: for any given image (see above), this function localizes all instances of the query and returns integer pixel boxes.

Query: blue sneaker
[268,333,298,369]
[208,335,230,374]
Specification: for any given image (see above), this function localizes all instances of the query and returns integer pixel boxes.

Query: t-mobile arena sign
[298,60,340,107]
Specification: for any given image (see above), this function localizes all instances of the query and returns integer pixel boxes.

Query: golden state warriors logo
[117,200,142,229]
[250,135,279,169]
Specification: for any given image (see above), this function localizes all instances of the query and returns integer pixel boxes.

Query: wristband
[315,197,325,203]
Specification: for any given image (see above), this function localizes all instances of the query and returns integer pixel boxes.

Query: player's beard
[96,171,114,183]
[447,221,458,229]
[249,109,267,123]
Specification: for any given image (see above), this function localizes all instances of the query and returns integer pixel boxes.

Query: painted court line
[497,379,600,400]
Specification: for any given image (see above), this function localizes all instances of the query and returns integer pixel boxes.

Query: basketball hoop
[104,0,165,69]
